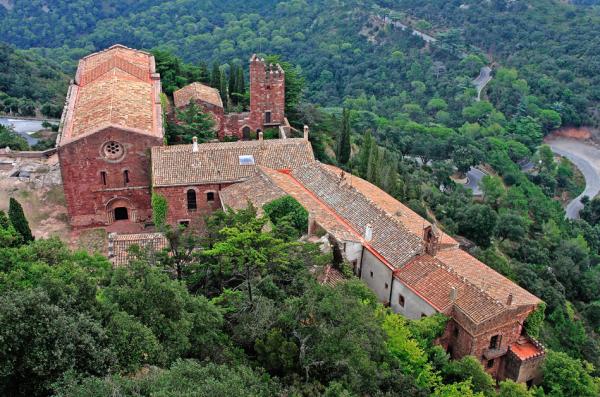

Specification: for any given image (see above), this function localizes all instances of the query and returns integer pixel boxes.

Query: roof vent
[239,155,255,165]
[192,136,199,153]
[364,223,373,242]
[304,125,309,140]
[507,293,513,306]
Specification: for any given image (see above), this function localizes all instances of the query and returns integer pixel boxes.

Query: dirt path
[547,138,600,219]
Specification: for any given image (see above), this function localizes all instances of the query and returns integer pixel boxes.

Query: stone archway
[106,197,136,224]
[241,125,251,140]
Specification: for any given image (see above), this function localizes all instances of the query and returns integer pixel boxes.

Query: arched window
[187,189,197,211]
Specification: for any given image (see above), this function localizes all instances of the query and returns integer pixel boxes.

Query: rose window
[102,141,124,160]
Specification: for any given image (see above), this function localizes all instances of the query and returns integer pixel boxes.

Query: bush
[263,195,308,237]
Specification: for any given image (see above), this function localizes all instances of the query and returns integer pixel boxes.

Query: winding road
[548,138,600,219]
[0,117,43,145]
[473,66,492,102]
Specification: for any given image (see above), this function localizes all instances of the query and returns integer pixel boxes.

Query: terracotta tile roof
[322,164,458,248]
[109,232,169,266]
[317,265,347,286]
[435,249,540,308]
[219,171,287,215]
[59,45,163,146]
[510,337,545,361]
[395,255,506,324]
[291,163,423,267]
[151,138,315,187]
[173,82,223,109]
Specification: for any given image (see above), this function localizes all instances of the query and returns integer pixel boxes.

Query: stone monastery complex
[57,45,545,385]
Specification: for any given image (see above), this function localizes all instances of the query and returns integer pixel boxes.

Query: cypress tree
[8,198,33,242]
[336,108,352,164]
[236,66,245,96]
[199,61,210,84]
[0,210,9,229]
[367,144,381,185]
[219,69,227,105]
[228,64,237,104]
[210,62,221,89]
[358,131,373,178]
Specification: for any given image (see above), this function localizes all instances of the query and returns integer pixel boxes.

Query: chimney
[424,225,440,256]
[192,136,199,153]
[258,130,264,142]
[303,125,309,140]
[364,223,373,242]
[450,286,458,302]
[507,293,513,306]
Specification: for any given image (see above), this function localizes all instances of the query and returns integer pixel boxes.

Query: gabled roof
[151,138,314,187]
[109,232,169,267]
[291,162,424,267]
[322,164,458,248]
[58,45,163,146]
[173,82,223,109]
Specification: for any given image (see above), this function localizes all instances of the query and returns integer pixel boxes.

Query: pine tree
[210,62,221,89]
[8,198,33,242]
[336,108,352,164]
[199,61,210,84]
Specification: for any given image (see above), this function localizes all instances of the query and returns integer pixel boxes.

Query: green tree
[358,131,374,178]
[263,195,309,238]
[168,101,216,144]
[0,125,29,151]
[8,197,33,243]
[479,175,505,208]
[336,108,352,164]
[541,350,600,397]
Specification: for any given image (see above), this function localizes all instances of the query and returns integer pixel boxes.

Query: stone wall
[249,56,285,130]
[154,183,232,229]
[58,126,162,228]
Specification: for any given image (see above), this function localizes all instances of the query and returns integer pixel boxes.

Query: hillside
[1,1,600,395]
[0,43,68,117]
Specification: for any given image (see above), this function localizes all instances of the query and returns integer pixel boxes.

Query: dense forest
[0,43,68,117]
[1,0,600,395]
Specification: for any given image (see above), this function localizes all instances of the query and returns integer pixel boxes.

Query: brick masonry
[174,55,285,141]
[153,183,232,228]
[58,126,163,228]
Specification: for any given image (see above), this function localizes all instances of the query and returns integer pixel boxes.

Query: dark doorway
[114,207,129,221]
[242,126,251,140]
[265,111,272,124]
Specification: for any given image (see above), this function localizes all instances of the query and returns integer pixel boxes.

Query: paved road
[0,117,43,145]
[473,66,492,101]
[465,167,486,196]
[548,138,600,219]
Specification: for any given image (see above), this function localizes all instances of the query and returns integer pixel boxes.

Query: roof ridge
[313,162,423,246]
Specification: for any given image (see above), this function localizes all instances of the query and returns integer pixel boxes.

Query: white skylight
[239,155,255,165]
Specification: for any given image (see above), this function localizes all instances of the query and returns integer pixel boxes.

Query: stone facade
[153,183,231,228]
[173,55,285,141]
[58,126,162,228]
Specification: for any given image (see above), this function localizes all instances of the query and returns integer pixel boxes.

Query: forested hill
[384,0,600,126]
[0,43,68,117]
[1,0,599,127]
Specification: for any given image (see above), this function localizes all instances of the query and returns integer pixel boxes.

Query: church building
[58,45,545,385]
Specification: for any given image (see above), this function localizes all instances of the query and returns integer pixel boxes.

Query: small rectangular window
[206,192,215,202]
[370,271,373,278]
[384,283,389,289]
[179,220,190,227]
[454,327,459,338]
[123,170,129,184]
[101,171,107,185]
[487,359,495,369]
[399,294,405,307]
[489,335,500,349]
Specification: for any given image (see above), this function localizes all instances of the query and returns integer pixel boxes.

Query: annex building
[58,45,545,385]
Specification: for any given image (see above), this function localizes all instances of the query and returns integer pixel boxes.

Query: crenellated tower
[249,54,285,130]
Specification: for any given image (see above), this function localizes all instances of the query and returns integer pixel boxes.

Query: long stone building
[58,45,545,385]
